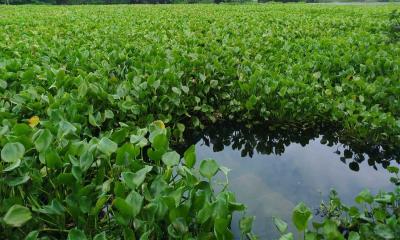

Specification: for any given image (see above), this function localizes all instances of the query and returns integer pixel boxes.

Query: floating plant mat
[178,123,400,238]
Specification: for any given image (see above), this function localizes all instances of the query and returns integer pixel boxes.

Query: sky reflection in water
[194,130,395,239]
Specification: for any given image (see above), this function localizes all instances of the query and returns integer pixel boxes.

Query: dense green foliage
[389,10,400,41]
[0,120,247,239]
[2,0,400,5]
[2,0,244,5]
[1,4,400,239]
[1,4,400,146]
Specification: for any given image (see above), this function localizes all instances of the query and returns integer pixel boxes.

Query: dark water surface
[183,123,399,238]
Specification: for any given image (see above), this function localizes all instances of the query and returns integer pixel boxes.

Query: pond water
[183,123,399,239]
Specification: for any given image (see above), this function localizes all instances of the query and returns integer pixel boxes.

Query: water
[182,123,399,239]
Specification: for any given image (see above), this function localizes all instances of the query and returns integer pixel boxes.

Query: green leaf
[67,229,87,240]
[79,151,94,172]
[58,120,77,138]
[245,95,257,110]
[121,165,153,189]
[292,202,312,232]
[210,80,218,88]
[104,110,114,119]
[113,197,133,217]
[98,137,117,155]
[279,233,294,240]
[130,134,148,148]
[93,232,107,240]
[214,217,233,238]
[0,79,7,89]
[7,175,30,186]
[374,224,394,239]
[273,217,288,234]
[152,133,168,150]
[355,189,373,204]
[91,195,109,216]
[177,123,185,133]
[184,145,196,168]
[239,216,254,234]
[199,159,219,179]
[72,166,82,182]
[125,190,144,217]
[387,166,399,174]
[162,151,180,167]
[88,113,99,127]
[348,232,360,240]
[168,218,188,237]
[34,129,53,152]
[147,148,164,162]
[3,159,21,172]
[3,204,32,227]
[139,230,151,240]
[1,142,25,162]
[38,199,65,215]
[305,232,317,240]
[45,149,62,169]
[323,220,342,239]
[24,231,39,240]
[197,201,212,224]
[116,143,139,165]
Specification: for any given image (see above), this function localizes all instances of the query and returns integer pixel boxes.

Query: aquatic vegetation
[1,4,400,147]
[274,168,400,240]
[0,121,247,239]
[1,4,400,239]
[388,10,400,42]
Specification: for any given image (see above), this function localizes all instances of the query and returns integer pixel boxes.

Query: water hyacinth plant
[1,4,400,239]
[0,120,251,239]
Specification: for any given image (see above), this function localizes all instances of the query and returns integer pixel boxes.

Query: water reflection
[180,122,400,239]
[182,122,400,172]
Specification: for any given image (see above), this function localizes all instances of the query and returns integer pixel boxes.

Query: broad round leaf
[3,204,32,227]
[3,159,21,172]
[200,159,219,179]
[98,137,118,155]
[162,151,180,167]
[1,142,25,163]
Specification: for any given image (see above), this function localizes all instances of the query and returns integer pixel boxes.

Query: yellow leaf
[28,116,40,128]
[153,120,165,129]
